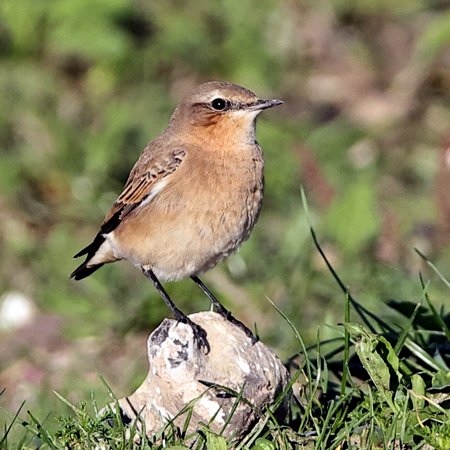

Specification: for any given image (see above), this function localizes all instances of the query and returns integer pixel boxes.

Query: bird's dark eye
[211,98,229,111]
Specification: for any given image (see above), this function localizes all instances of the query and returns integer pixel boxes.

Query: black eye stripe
[192,99,257,111]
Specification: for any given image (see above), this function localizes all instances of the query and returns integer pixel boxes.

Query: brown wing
[72,148,186,265]
[102,148,186,225]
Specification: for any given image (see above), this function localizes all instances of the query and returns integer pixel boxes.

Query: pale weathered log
[109,311,290,441]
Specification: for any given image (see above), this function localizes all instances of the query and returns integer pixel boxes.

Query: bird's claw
[176,315,210,353]
[191,322,210,353]
[216,310,258,344]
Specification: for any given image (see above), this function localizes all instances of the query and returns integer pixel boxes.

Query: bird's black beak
[247,98,284,111]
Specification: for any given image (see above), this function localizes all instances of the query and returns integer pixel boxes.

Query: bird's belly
[115,186,262,281]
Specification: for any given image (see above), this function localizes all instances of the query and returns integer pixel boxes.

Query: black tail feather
[70,261,104,280]
[73,232,106,259]
[71,232,106,279]
[71,210,124,279]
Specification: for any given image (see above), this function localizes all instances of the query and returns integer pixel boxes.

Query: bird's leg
[190,276,230,318]
[190,275,258,343]
[141,267,209,352]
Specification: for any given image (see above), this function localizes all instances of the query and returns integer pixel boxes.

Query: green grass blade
[309,225,396,334]
[415,248,450,288]
[340,293,351,395]
[0,400,26,448]
[419,272,450,341]
[25,409,58,448]
[404,338,444,372]
[266,295,313,395]
[394,298,423,354]
[53,390,82,415]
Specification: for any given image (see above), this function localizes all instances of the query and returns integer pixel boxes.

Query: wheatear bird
[71,81,282,350]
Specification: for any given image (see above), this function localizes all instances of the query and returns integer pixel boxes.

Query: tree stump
[110,311,290,441]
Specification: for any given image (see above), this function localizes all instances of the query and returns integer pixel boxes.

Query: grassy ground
[1,0,450,448]
[1,229,449,449]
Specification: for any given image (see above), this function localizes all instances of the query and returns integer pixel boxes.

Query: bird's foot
[189,276,258,344]
[175,313,210,353]
[215,307,258,344]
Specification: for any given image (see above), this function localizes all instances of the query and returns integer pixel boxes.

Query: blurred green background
[1,0,449,418]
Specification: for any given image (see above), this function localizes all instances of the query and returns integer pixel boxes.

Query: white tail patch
[88,238,119,266]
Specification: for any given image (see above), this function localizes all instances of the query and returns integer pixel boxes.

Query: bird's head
[168,81,283,143]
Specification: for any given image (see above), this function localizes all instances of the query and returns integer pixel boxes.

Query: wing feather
[70,148,186,279]
[102,148,186,225]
